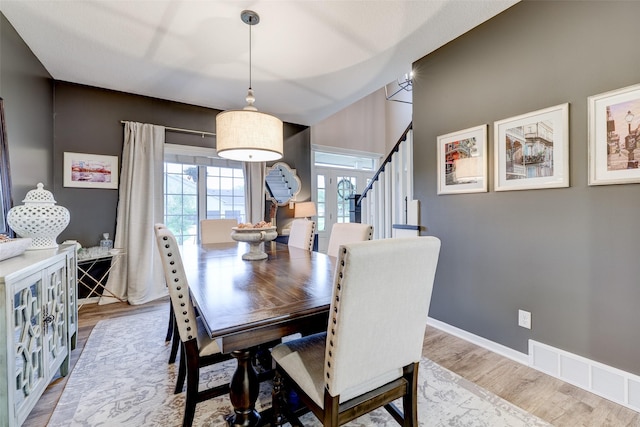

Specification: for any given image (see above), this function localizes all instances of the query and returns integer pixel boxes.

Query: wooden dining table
[180,241,336,427]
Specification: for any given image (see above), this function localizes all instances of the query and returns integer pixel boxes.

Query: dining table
[180,240,336,427]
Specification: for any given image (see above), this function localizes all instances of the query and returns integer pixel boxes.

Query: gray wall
[414,0,640,375]
[53,82,310,247]
[0,14,53,202]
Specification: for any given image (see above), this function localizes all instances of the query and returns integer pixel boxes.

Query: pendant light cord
[248,15,252,91]
[240,10,259,110]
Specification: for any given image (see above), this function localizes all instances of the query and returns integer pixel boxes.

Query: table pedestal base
[227,350,261,427]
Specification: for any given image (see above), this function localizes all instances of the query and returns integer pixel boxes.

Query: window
[163,144,245,244]
[205,166,245,221]
[164,162,199,244]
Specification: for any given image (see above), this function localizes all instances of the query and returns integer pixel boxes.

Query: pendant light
[215,10,283,162]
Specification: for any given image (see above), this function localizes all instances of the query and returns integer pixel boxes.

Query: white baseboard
[426,316,640,413]
[529,340,640,412]
[427,317,528,365]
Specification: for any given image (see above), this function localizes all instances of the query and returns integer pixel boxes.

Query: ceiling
[1,1,518,126]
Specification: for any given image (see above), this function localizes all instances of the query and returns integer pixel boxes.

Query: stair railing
[350,122,413,238]
[357,122,412,204]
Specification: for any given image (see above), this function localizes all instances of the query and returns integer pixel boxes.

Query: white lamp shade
[216,109,283,162]
[294,201,317,218]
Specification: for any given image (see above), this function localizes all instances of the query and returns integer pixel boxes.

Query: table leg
[227,349,261,427]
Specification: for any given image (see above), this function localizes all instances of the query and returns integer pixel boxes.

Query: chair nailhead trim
[326,245,349,389]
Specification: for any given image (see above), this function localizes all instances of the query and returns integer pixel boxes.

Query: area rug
[48,309,551,427]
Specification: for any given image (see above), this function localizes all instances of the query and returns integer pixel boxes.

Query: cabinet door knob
[43,312,54,325]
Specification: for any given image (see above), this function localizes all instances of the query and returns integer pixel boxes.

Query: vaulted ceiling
[1,1,518,125]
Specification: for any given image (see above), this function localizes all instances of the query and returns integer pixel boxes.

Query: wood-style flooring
[24,297,640,427]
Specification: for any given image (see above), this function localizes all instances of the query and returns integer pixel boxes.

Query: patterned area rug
[49,309,551,427]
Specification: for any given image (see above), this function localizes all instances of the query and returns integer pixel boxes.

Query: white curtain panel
[243,162,266,224]
[100,122,167,305]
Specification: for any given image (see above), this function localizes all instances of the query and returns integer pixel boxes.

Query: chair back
[326,223,373,258]
[287,219,316,251]
[324,236,441,398]
[200,218,238,244]
[154,225,200,344]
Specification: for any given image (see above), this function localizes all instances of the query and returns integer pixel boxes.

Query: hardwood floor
[423,328,639,427]
[25,297,639,426]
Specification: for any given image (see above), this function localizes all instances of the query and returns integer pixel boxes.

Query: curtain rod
[120,120,216,138]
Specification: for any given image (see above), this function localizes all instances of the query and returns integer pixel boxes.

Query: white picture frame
[437,124,488,195]
[494,103,569,192]
[588,83,640,186]
[63,152,119,189]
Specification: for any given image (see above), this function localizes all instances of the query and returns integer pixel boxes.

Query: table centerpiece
[231,221,278,260]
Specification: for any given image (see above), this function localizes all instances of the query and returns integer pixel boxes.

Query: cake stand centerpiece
[231,221,278,260]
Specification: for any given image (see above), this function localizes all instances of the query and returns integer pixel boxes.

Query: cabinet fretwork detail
[0,245,77,427]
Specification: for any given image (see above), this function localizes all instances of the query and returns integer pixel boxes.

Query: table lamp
[294,201,316,220]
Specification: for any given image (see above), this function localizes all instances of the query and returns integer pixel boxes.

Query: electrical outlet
[518,309,531,329]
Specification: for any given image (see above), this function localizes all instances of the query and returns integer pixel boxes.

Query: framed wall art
[436,124,488,195]
[494,103,569,191]
[588,83,640,186]
[63,152,119,189]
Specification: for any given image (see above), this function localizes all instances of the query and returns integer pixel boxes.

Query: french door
[314,168,372,253]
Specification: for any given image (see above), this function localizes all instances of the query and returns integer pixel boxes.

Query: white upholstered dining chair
[271,236,441,427]
[200,218,238,244]
[288,218,316,251]
[164,219,237,364]
[155,223,181,365]
[154,225,234,427]
[326,222,373,258]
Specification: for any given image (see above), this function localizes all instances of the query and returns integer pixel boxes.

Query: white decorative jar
[7,183,70,250]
